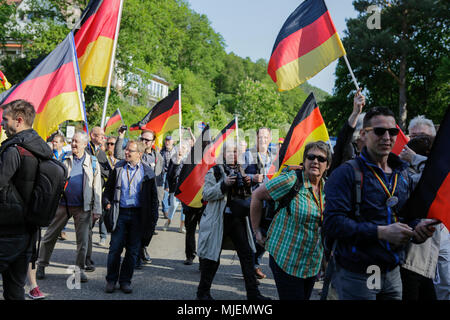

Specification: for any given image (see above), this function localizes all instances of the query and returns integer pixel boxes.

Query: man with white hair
[36,131,102,283]
[408,115,436,139]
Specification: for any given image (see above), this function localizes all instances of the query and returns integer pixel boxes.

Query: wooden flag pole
[343,55,360,91]
[100,0,124,129]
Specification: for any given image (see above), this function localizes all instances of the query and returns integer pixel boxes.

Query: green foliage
[321,0,449,133]
[0,0,330,138]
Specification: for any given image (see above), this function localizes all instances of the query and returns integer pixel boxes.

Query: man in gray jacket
[36,131,102,283]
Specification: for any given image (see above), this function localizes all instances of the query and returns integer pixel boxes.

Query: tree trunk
[398,57,407,130]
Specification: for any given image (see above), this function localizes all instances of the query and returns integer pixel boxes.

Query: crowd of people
[0,94,448,301]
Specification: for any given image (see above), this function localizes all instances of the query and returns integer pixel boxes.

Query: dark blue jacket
[323,147,418,274]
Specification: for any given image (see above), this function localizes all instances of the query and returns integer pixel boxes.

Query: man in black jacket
[85,126,111,270]
[0,99,53,300]
[103,140,159,294]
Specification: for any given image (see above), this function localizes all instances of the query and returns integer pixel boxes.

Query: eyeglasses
[365,127,400,137]
[139,137,153,143]
[305,154,327,163]
[106,142,115,146]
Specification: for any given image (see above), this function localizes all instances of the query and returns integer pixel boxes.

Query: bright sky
[187,0,359,94]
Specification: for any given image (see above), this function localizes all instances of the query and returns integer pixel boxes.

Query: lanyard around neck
[126,164,139,195]
[309,181,324,223]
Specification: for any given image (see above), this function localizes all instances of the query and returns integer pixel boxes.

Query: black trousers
[0,233,33,300]
[183,204,203,260]
[400,267,437,300]
[197,214,259,298]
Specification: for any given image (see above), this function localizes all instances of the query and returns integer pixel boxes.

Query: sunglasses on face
[106,142,115,146]
[306,154,327,163]
[139,137,153,143]
[365,127,400,136]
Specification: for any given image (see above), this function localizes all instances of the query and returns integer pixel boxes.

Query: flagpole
[178,84,182,144]
[343,55,360,91]
[100,0,124,128]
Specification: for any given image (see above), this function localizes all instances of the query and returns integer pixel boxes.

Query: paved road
[1,208,324,300]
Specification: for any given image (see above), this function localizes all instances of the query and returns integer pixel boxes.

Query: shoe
[86,258,95,266]
[135,259,143,269]
[79,270,88,283]
[58,231,67,241]
[163,220,170,231]
[162,213,169,219]
[248,293,271,301]
[28,286,45,300]
[36,266,45,280]
[120,283,132,294]
[105,282,115,293]
[255,267,267,279]
[98,238,107,247]
[141,247,152,263]
[196,292,214,300]
[179,227,186,234]
[184,257,193,265]
[85,264,96,272]
[153,230,159,235]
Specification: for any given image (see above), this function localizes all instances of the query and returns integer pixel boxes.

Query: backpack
[17,145,69,227]
[260,169,303,231]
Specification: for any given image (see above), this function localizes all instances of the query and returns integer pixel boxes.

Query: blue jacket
[323,147,418,274]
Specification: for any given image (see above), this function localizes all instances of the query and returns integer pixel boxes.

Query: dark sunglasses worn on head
[306,154,327,163]
[365,127,400,136]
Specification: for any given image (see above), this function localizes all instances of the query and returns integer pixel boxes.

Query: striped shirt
[265,170,325,278]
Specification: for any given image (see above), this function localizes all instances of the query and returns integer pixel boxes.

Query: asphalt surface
[1,208,324,301]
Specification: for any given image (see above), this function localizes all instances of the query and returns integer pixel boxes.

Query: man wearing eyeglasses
[103,140,158,294]
[114,128,163,267]
[323,106,437,300]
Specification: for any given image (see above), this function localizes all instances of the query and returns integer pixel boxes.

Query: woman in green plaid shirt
[250,141,331,300]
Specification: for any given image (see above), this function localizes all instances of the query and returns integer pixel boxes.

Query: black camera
[118,125,127,133]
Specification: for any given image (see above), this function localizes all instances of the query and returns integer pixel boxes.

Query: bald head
[90,126,105,146]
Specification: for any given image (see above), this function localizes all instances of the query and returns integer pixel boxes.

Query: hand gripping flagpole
[100,0,124,129]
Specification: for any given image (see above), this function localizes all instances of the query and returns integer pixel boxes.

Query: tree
[323,0,449,131]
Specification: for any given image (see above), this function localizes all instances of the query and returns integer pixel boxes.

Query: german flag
[268,0,346,91]
[0,32,87,140]
[104,108,123,135]
[267,93,329,179]
[74,0,121,88]
[175,120,237,208]
[391,125,409,155]
[0,70,11,90]
[401,107,450,230]
[130,88,180,148]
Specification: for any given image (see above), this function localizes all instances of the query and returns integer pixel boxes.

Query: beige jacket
[63,152,102,214]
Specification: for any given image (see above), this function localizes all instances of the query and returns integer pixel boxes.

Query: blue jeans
[161,173,170,214]
[106,208,143,285]
[269,255,316,300]
[167,193,184,222]
[332,262,402,300]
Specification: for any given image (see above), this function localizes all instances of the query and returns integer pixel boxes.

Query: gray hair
[73,131,89,144]
[408,115,436,137]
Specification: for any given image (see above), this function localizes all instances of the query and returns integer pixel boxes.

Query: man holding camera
[196,142,269,301]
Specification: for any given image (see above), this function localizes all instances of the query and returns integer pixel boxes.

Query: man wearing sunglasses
[323,106,437,300]
[114,128,163,267]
